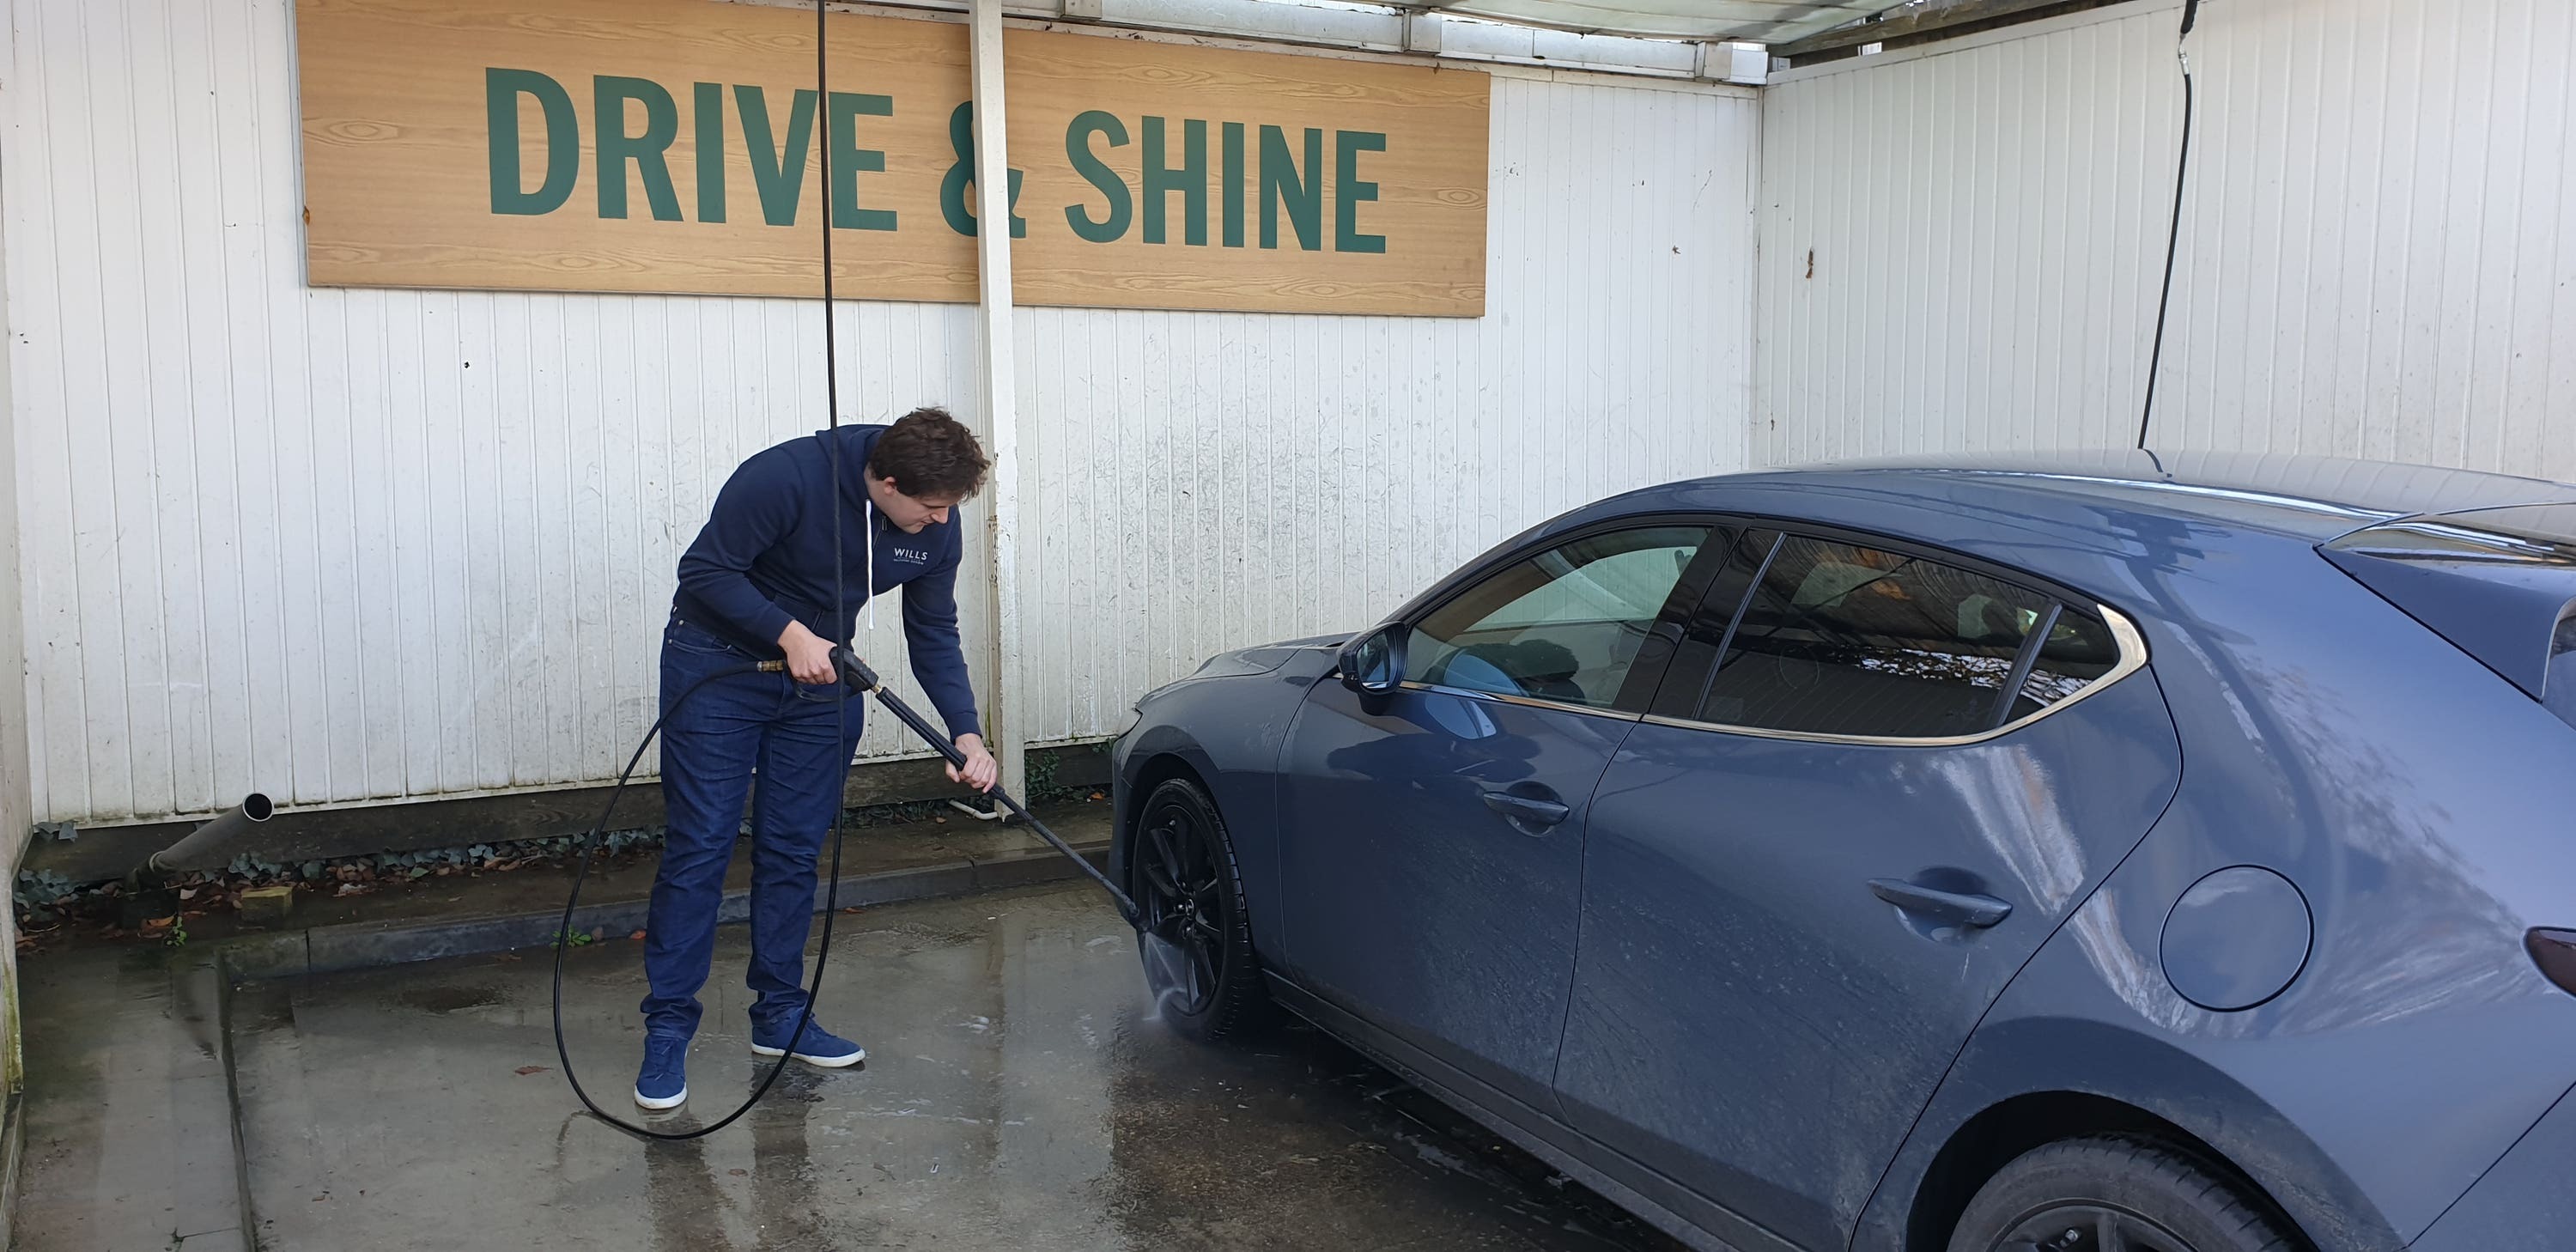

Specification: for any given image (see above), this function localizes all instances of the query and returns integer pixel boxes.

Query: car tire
[1130,776,1269,1044]
[1947,1136,2298,1252]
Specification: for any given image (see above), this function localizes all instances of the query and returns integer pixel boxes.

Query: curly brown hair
[867,407,990,501]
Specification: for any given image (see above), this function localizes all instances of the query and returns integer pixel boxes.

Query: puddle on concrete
[393,984,509,1014]
[229,881,1682,1252]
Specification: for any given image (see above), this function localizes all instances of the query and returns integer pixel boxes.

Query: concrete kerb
[216,838,1112,981]
[161,951,253,1252]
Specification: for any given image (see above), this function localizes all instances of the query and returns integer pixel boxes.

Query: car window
[1696,535,2056,738]
[1648,527,1780,720]
[2005,611,2121,720]
[1412,526,1712,711]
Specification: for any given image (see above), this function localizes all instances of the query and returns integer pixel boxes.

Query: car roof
[1611,449,2576,542]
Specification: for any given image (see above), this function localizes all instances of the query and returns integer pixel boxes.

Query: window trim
[1394,680,1647,724]
[1642,602,2149,748]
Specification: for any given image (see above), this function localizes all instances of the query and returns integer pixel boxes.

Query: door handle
[1868,878,2012,929]
[1481,790,1571,830]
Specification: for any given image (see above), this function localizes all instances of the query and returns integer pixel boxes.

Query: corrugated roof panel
[1431,0,1898,42]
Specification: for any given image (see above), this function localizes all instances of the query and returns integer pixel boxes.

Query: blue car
[1110,451,2576,1252]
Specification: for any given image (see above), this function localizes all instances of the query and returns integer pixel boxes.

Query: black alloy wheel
[1131,777,1266,1042]
[1989,1205,2201,1252]
[1951,1137,2297,1252]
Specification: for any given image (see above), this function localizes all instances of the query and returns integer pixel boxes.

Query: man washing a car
[635,406,999,1111]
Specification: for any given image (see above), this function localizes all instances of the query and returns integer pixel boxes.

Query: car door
[1551,526,2184,1252]
[1278,522,1723,1117]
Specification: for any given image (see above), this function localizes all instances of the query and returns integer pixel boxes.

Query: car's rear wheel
[1131,776,1267,1042]
[1947,1137,2297,1252]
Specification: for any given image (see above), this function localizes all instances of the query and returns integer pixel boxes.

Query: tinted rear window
[2008,611,2121,720]
[1698,537,2052,738]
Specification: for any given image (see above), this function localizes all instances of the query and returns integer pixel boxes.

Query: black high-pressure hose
[544,0,859,1145]
[549,652,1138,1140]
[551,0,1137,1141]
[2136,0,2202,449]
[547,656,831,1142]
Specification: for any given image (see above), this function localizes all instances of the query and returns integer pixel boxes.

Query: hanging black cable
[2136,0,2202,450]
[548,0,855,1142]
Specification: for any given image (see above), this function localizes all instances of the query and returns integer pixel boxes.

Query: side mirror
[1338,623,1407,695]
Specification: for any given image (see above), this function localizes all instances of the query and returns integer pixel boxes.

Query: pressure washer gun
[829,646,1140,925]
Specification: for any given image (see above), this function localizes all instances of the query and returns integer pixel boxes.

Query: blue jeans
[641,617,864,1041]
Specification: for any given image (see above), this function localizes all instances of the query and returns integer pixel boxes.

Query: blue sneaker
[750,1015,866,1067]
[634,1036,689,1109]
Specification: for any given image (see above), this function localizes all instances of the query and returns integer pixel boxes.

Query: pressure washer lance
[827,645,1139,922]
[825,648,1195,1026]
[550,647,1139,1142]
[823,651,1191,1011]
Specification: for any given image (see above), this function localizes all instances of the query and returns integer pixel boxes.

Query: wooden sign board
[295,0,1490,316]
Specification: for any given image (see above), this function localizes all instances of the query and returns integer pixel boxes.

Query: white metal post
[967,0,1027,808]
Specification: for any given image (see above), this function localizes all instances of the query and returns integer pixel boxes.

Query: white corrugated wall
[2,0,1759,825]
[1757,0,2576,475]
[1017,76,1758,743]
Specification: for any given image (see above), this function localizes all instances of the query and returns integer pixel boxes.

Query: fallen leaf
[629,930,647,941]
[515,1066,549,1076]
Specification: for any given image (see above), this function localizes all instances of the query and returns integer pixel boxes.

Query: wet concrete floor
[15,946,247,1250]
[229,880,1686,1251]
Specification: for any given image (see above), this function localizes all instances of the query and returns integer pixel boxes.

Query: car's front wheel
[1947,1137,2296,1252]
[1130,775,1267,1043]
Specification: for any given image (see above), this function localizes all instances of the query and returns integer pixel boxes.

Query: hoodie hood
[817,424,884,516]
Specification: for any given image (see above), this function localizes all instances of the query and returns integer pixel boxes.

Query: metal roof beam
[1771,0,2123,63]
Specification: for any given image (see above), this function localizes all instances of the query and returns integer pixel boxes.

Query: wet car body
[1110,450,2576,1252]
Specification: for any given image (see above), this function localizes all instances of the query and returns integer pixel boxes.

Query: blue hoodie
[670,424,980,739]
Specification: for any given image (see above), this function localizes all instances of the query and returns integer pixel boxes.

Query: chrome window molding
[1959,471,2395,522]
[1639,603,2150,748]
[1394,681,1647,724]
